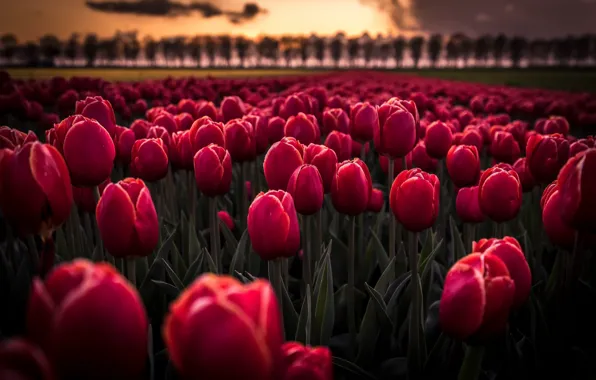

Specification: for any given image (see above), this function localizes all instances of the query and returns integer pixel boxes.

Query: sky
[1,0,596,42]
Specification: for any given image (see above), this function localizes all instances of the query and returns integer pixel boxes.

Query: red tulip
[175,112,194,131]
[27,259,148,380]
[189,117,225,152]
[267,116,286,144]
[130,138,169,182]
[390,168,440,232]
[220,96,246,122]
[543,116,569,135]
[153,111,178,134]
[285,113,320,146]
[196,101,218,120]
[0,338,54,380]
[303,144,338,193]
[512,158,536,192]
[526,133,569,184]
[264,137,304,190]
[367,188,384,212]
[281,342,333,380]
[446,145,480,188]
[439,253,515,340]
[374,102,417,158]
[114,126,136,165]
[163,274,283,380]
[177,99,197,118]
[147,125,171,148]
[218,210,235,231]
[75,96,117,136]
[541,181,576,248]
[248,190,300,260]
[72,179,109,214]
[129,119,152,139]
[0,142,72,236]
[478,164,522,222]
[224,119,256,162]
[490,131,520,164]
[456,186,484,223]
[324,131,352,162]
[279,94,309,119]
[287,164,324,215]
[243,114,270,154]
[0,126,37,149]
[322,108,350,135]
[96,178,159,257]
[194,144,232,197]
[569,140,590,157]
[350,102,378,142]
[169,130,194,170]
[331,158,372,216]
[424,121,453,159]
[411,141,438,172]
[460,127,483,152]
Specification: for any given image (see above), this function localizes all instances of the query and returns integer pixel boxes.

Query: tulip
[446,145,480,188]
[0,339,54,380]
[196,101,218,120]
[569,140,589,157]
[72,179,109,214]
[557,148,596,232]
[478,164,522,223]
[303,144,338,193]
[243,114,270,155]
[526,133,569,184]
[163,274,283,380]
[268,116,286,144]
[460,127,484,152]
[440,253,515,340]
[96,178,159,258]
[279,94,309,119]
[75,96,117,136]
[390,168,439,232]
[472,236,531,309]
[147,125,172,148]
[490,131,520,164]
[324,131,352,162]
[153,110,178,134]
[218,210,235,231]
[174,113,193,131]
[374,102,417,158]
[170,130,194,170]
[350,102,378,142]
[424,121,453,159]
[129,119,151,139]
[194,144,232,197]
[367,188,384,212]
[543,116,569,135]
[27,259,148,380]
[221,96,246,122]
[322,108,350,134]
[177,99,197,118]
[541,181,576,248]
[285,113,320,146]
[264,137,304,190]
[512,158,536,192]
[331,158,372,216]
[0,142,72,236]
[130,138,169,182]
[287,164,324,215]
[281,342,333,380]
[224,119,256,162]
[189,117,225,152]
[456,186,484,224]
[54,115,116,187]
[114,126,136,165]
[0,126,37,149]
[411,141,438,172]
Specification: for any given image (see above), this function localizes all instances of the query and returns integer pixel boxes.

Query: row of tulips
[0,72,595,380]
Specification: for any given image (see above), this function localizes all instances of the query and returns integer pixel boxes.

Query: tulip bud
[322,108,350,135]
[163,274,284,380]
[130,138,169,182]
[350,102,377,142]
[526,133,569,184]
[175,112,194,131]
[264,137,304,190]
[248,190,300,260]
[114,126,136,165]
[0,126,37,149]
[287,164,324,215]
[569,140,589,157]
[490,131,520,164]
[390,168,440,232]
[541,181,576,248]
[221,96,246,122]
[367,188,384,213]
[460,127,483,152]
[440,253,515,340]
[177,99,197,118]
[478,164,522,222]
[224,119,257,162]
[27,259,148,380]
[303,144,338,193]
[411,141,438,172]
[153,111,178,134]
[285,113,320,146]
[218,210,235,231]
[189,117,225,151]
[512,158,536,192]
[324,131,352,162]
[0,142,72,236]
[243,114,270,155]
[543,116,569,135]
[281,342,333,380]
[268,116,286,144]
[147,125,172,148]
[75,96,117,136]
[130,119,151,139]
[194,144,232,197]
[196,101,218,120]
[446,145,480,188]
[331,158,372,216]
[0,339,54,380]
[456,186,484,223]
[374,103,417,158]
[169,130,194,170]
[96,178,159,257]
[424,121,453,159]
[280,94,309,119]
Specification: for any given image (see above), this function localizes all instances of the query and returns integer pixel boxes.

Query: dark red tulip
[248,190,301,259]
[175,112,194,131]
[194,144,232,197]
[264,137,304,190]
[130,138,169,182]
[279,94,309,119]
[170,130,194,170]
[367,188,384,213]
[221,96,246,122]
[324,131,352,162]
[281,342,333,380]
[243,114,270,155]
[478,164,522,222]
[350,102,378,142]
[512,158,536,192]
[218,210,235,231]
[526,133,569,184]
[224,119,256,162]
[456,186,484,223]
[0,338,54,380]
[446,145,480,188]
[146,125,171,149]
[460,127,483,152]
[331,158,372,216]
[569,140,590,157]
[114,126,136,165]
[129,119,152,139]
[268,116,286,144]
[424,121,453,159]
[390,168,440,232]
[541,181,576,248]
[287,164,324,215]
[490,131,520,164]
[285,113,320,146]
[75,96,117,136]
[72,179,109,214]
[411,141,438,172]
[189,117,225,152]
[0,126,37,149]
[543,116,569,135]
[196,101,218,120]
[303,143,338,193]
[177,99,197,118]
[0,142,72,236]
[153,111,178,134]
[322,108,350,135]
[375,102,417,158]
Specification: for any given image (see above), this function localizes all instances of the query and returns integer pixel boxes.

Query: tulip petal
[96,184,136,258]
[133,187,159,256]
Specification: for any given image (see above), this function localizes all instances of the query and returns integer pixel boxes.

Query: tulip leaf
[419,230,433,263]
[419,238,444,276]
[183,249,205,286]
[234,271,251,284]
[364,283,393,330]
[243,271,259,282]
[369,228,390,273]
[203,247,218,273]
[329,230,348,254]
[295,284,312,344]
[147,324,154,380]
[449,216,466,262]
[161,258,185,291]
[25,236,40,274]
[220,218,239,252]
[150,280,180,298]
[139,227,178,291]
[314,250,334,346]
[91,245,103,262]
[55,227,69,260]
[313,240,332,282]
[281,276,299,340]
[229,229,250,276]
[332,356,378,380]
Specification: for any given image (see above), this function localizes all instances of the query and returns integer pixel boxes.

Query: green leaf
[220,218,239,253]
[91,245,103,262]
[332,357,378,380]
[229,229,250,276]
[369,228,390,272]
[364,283,393,330]
[150,280,180,298]
[314,251,335,346]
[183,249,205,286]
[139,226,178,292]
[204,248,218,273]
[161,258,185,291]
[329,231,348,253]
[449,216,466,262]
[419,238,444,276]
[281,277,299,340]
[295,284,312,344]
[55,227,69,260]
[419,229,433,262]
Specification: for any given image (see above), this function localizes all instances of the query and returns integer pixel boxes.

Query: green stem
[241,162,249,232]
[408,230,422,376]
[457,345,485,380]
[464,223,476,254]
[302,216,312,292]
[209,197,221,274]
[493,222,504,238]
[127,257,137,287]
[360,142,366,163]
[254,159,261,196]
[347,215,357,356]
[388,157,396,260]
[315,210,323,265]
[268,259,285,339]
[93,186,104,259]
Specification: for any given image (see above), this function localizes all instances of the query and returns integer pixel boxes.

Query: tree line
[1,31,595,69]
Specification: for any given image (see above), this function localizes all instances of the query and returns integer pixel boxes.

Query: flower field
[0,69,595,380]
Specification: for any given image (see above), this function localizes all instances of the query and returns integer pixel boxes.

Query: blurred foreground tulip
[390,168,440,232]
[0,339,54,380]
[281,342,333,380]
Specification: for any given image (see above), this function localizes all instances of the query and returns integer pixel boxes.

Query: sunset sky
[2,0,596,42]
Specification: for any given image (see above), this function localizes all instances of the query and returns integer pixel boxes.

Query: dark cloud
[85,0,266,23]
[361,0,596,37]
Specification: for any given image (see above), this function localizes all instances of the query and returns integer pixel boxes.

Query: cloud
[85,0,266,23]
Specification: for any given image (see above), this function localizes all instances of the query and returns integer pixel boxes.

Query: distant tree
[188,36,202,67]
[454,34,472,67]
[347,38,359,67]
[64,34,79,65]
[330,33,343,67]
[553,37,573,66]
[235,36,249,67]
[299,37,310,65]
[270,37,280,64]
[123,32,141,65]
[362,34,374,67]
[409,35,425,68]
[446,35,459,67]
[39,34,61,66]
[1,34,18,63]
[590,35,596,63]
[219,35,232,66]
[24,42,40,67]
[379,41,391,67]
[510,36,527,67]
[574,34,591,65]
[428,34,442,67]
[493,34,508,67]
[474,35,492,66]
[204,36,217,67]
[83,34,98,66]
[172,37,185,65]
[144,37,158,66]
[258,36,277,66]
[280,36,294,67]
[102,36,121,65]
[313,36,326,66]
[393,36,406,67]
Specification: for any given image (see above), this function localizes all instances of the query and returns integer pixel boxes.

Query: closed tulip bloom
[264,137,304,190]
[526,133,570,184]
[54,115,116,187]
[285,113,320,146]
[163,274,283,380]
[175,112,194,131]
[129,119,152,139]
[268,116,286,144]
[114,126,136,165]
[177,99,197,117]
[153,111,178,134]
[27,259,148,380]
[367,188,384,213]
[248,190,300,259]
[490,131,520,164]
[281,342,333,380]
[218,210,235,231]
[424,121,453,159]
[322,108,350,135]
[196,101,218,120]
[375,103,417,158]
[460,127,484,152]
[220,96,246,122]
[411,141,438,172]
[243,114,270,154]
[224,119,257,162]
[557,148,596,232]
[279,94,309,119]
[75,96,117,136]
[331,158,372,216]
[303,144,338,193]
[569,140,590,157]
[446,145,480,188]
[0,142,72,236]
[541,181,576,248]
[0,126,37,149]
[194,144,232,197]
[385,97,420,125]
[472,236,531,309]
[456,186,484,223]
[287,164,324,215]
[0,338,54,380]
[512,158,536,192]
[390,168,440,232]
[439,253,515,340]
[478,164,522,222]
[543,116,570,135]
[350,102,378,142]
[324,131,352,162]
[130,138,169,182]
[170,130,194,170]
[189,117,225,152]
